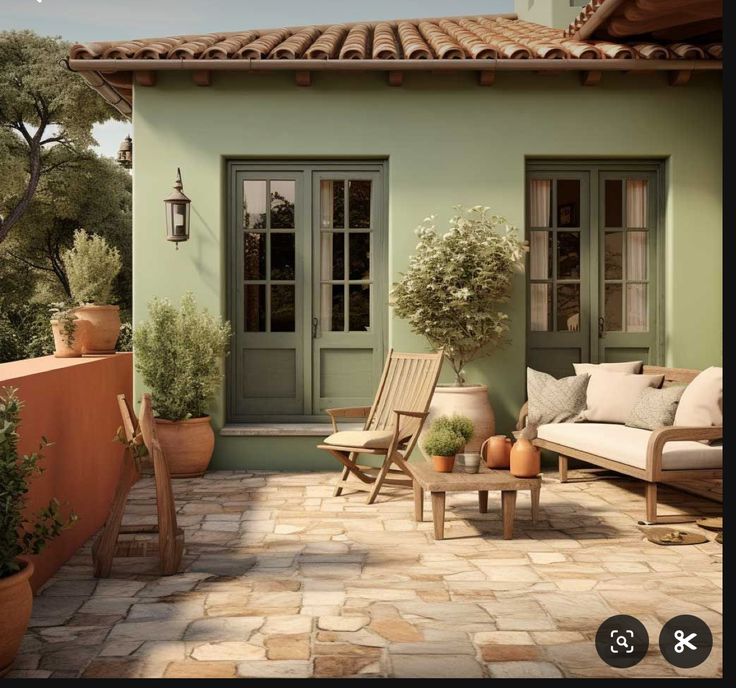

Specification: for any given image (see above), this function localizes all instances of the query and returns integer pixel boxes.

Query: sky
[4,0,515,159]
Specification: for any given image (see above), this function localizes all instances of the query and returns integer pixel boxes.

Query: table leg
[531,483,541,524]
[501,490,517,540]
[478,490,488,514]
[430,492,446,540]
[413,481,424,522]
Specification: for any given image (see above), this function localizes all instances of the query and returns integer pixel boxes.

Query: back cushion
[573,361,643,375]
[584,370,664,424]
[526,367,590,425]
[674,366,723,427]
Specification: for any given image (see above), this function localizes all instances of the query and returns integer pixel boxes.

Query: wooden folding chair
[317,349,443,504]
[92,393,183,577]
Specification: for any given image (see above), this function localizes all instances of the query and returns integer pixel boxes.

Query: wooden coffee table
[409,462,541,540]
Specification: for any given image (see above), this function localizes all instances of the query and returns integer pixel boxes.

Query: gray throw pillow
[526,367,590,426]
[626,385,686,431]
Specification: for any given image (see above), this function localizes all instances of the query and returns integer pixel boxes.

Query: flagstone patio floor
[11,469,722,679]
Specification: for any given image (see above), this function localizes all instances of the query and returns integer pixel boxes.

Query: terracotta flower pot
[510,437,541,478]
[50,318,84,358]
[74,304,120,355]
[432,454,456,473]
[481,435,512,469]
[423,384,495,453]
[155,416,215,478]
[0,559,34,677]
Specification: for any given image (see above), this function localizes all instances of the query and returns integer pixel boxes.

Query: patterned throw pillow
[626,385,686,431]
[526,368,590,426]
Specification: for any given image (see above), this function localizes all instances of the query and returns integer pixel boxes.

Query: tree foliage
[0,30,121,244]
[391,206,527,384]
[62,229,122,305]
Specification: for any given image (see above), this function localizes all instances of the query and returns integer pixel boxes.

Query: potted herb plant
[392,206,527,451]
[422,419,466,473]
[49,303,83,358]
[0,388,75,675]
[133,293,231,478]
[61,229,122,355]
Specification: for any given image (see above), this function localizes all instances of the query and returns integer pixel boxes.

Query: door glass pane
[530,231,551,280]
[626,179,648,228]
[627,284,648,332]
[349,180,371,228]
[529,179,552,227]
[243,180,267,229]
[349,233,371,280]
[270,233,295,280]
[604,232,623,280]
[530,284,551,332]
[270,285,295,332]
[349,285,370,331]
[330,285,345,331]
[320,180,344,229]
[557,284,580,332]
[556,179,580,228]
[329,233,345,280]
[627,231,647,281]
[244,233,266,280]
[270,180,295,229]
[557,232,580,279]
[605,179,623,227]
[244,284,266,332]
[605,284,623,331]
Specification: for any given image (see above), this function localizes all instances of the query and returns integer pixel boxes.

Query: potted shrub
[49,303,82,358]
[133,293,231,478]
[61,229,122,355]
[392,206,527,451]
[0,388,75,675]
[422,420,466,473]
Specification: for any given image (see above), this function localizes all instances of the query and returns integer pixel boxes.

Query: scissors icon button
[660,616,712,668]
[673,629,697,653]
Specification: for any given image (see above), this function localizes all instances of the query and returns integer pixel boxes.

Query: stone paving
[10,469,722,679]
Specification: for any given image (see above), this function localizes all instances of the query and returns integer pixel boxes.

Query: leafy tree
[0,30,121,245]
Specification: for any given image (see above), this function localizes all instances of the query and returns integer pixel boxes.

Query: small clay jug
[481,435,512,469]
[510,437,540,478]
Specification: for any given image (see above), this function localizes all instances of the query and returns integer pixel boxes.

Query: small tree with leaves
[392,206,527,385]
[0,387,76,578]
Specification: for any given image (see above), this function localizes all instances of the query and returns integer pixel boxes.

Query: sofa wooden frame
[517,366,722,524]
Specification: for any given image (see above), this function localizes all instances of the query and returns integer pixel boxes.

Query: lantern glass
[164,169,191,243]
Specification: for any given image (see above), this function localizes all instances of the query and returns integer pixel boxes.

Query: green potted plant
[49,303,82,358]
[61,229,122,355]
[133,293,231,478]
[0,388,76,675]
[422,419,466,473]
[392,206,527,451]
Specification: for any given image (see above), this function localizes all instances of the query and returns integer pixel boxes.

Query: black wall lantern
[164,168,191,248]
[117,135,133,168]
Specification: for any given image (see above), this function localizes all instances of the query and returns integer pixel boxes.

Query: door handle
[312,316,320,339]
[598,316,605,339]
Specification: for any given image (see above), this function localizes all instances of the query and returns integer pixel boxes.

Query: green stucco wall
[132,70,722,471]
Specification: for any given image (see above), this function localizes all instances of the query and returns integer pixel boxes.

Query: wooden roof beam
[388,71,404,86]
[134,71,156,87]
[668,69,692,86]
[295,70,311,86]
[478,70,495,86]
[581,70,602,86]
[192,70,212,86]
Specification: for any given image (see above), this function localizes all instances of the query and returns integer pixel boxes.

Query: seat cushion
[536,422,722,471]
[324,430,396,449]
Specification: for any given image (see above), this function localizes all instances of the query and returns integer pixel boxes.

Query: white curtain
[320,181,334,330]
[626,180,648,331]
[529,179,552,332]
[626,179,647,228]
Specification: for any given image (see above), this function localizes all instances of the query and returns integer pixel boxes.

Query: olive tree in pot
[392,206,526,452]
[133,293,231,478]
[61,230,122,355]
[0,388,76,675]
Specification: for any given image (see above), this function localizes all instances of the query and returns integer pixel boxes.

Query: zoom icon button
[659,615,713,669]
[595,615,649,668]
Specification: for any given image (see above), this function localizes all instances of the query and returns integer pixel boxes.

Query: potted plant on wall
[133,293,231,478]
[49,303,82,358]
[392,206,527,451]
[0,388,76,675]
[61,229,122,355]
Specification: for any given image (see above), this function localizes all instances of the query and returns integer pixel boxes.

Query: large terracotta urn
[155,416,215,478]
[50,318,85,358]
[74,304,120,355]
[422,384,495,455]
[0,559,34,676]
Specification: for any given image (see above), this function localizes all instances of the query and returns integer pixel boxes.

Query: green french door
[228,161,387,422]
[526,161,663,378]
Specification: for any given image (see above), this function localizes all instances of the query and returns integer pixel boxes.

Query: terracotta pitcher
[510,437,541,478]
[481,435,512,469]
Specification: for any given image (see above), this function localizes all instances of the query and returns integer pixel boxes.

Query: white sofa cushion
[573,361,643,375]
[674,366,723,428]
[324,430,396,449]
[536,422,722,471]
[583,370,664,423]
